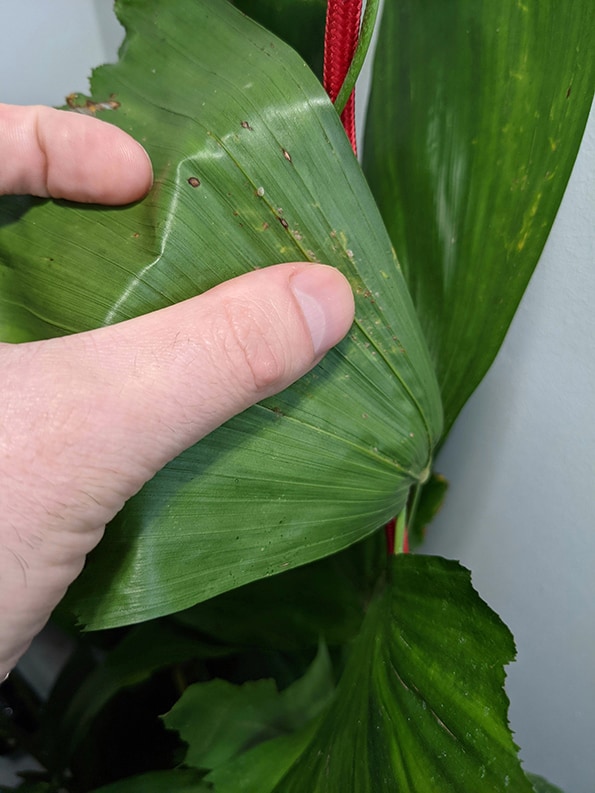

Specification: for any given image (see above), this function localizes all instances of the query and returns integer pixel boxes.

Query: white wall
[1,2,593,791]
[0,0,123,107]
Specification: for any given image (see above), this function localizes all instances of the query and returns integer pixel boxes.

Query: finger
[0,103,153,204]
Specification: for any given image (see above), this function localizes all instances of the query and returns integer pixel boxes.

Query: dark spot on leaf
[566,85,572,98]
[187,177,201,188]
[282,148,292,163]
[278,216,289,229]
[241,120,253,131]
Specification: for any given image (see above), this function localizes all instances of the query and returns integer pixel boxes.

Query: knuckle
[217,299,288,393]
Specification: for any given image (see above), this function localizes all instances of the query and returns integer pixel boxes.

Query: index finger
[0,103,153,205]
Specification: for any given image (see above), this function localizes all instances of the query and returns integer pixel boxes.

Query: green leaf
[173,530,386,650]
[208,555,533,792]
[88,768,209,793]
[526,773,567,793]
[0,0,442,629]
[163,643,333,770]
[231,0,327,79]
[408,472,449,549]
[364,0,595,432]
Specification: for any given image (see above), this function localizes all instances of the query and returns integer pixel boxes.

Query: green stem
[394,483,423,554]
[394,508,407,555]
[334,0,382,115]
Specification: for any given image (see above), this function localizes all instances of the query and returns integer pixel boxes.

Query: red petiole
[323,0,363,154]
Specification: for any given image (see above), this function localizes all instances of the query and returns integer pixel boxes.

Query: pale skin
[0,104,355,677]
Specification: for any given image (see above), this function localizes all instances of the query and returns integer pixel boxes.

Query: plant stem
[334,0,381,116]
[324,0,363,151]
[394,509,408,555]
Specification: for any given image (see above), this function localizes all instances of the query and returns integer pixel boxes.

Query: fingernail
[290,265,355,356]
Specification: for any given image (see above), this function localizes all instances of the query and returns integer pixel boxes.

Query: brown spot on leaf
[66,92,120,115]
[241,120,253,130]
[187,177,201,188]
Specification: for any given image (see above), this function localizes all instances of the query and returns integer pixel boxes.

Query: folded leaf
[0,0,442,628]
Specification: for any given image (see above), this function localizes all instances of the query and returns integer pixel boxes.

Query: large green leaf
[0,0,442,628]
[364,0,595,431]
[207,555,533,792]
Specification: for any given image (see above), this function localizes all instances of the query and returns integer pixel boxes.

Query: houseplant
[0,0,593,790]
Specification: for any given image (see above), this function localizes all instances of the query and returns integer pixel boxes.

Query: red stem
[385,518,396,555]
[384,518,410,556]
[323,0,363,154]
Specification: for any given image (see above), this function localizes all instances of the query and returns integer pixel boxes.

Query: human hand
[0,104,355,676]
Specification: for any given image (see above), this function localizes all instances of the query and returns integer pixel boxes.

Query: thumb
[0,262,353,672]
[5,263,354,534]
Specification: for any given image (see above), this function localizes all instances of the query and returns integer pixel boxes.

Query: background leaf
[0,0,442,629]
[364,0,595,432]
[163,644,333,771]
[526,773,567,793]
[231,0,327,78]
[41,620,211,771]
[407,472,448,549]
[207,555,533,792]
[88,769,209,793]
